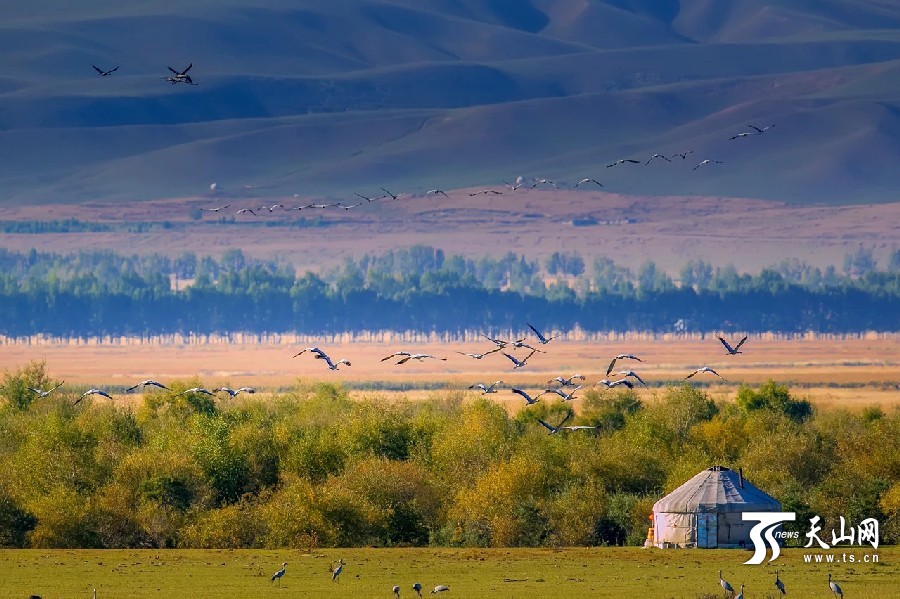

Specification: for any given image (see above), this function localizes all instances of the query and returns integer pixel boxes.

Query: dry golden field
[1,191,898,273]
[3,334,898,410]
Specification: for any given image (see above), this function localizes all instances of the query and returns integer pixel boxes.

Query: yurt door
[698,513,718,548]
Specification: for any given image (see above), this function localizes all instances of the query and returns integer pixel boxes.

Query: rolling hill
[2,0,900,204]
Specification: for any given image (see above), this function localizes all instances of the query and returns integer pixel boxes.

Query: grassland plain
[0,547,896,598]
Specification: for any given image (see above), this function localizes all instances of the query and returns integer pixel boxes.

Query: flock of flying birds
[84,60,774,211]
[23,325,746,437]
[71,60,780,594]
[92,62,197,85]
[193,122,774,217]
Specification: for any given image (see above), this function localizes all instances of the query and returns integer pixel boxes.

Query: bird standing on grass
[775,571,785,594]
[828,573,842,597]
[734,583,744,599]
[431,585,449,594]
[332,559,345,582]
[719,570,734,598]
[412,582,423,597]
[393,584,401,598]
[271,562,286,585]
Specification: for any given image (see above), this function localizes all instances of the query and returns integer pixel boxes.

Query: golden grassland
[0,547,896,598]
[1,192,899,274]
[2,335,898,409]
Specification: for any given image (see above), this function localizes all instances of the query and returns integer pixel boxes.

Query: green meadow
[0,547,896,598]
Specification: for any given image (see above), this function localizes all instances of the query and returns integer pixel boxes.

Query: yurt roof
[653,466,781,513]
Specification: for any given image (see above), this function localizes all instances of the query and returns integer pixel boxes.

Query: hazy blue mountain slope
[2,0,900,203]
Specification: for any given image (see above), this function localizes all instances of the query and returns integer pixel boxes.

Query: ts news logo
[742,512,797,565]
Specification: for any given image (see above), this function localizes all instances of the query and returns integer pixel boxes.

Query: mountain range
[3,0,900,204]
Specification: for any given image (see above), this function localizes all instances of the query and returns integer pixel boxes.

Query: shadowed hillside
[3,0,900,203]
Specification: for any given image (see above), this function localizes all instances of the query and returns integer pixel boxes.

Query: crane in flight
[74,388,113,405]
[294,347,351,370]
[92,65,119,77]
[645,153,671,166]
[502,349,537,369]
[547,374,585,387]
[606,354,643,376]
[595,378,634,389]
[454,348,501,359]
[607,158,640,168]
[163,63,196,85]
[469,380,504,394]
[175,387,215,397]
[537,413,597,434]
[686,367,726,381]
[125,380,169,393]
[541,385,583,401]
[730,124,774,139]
[575,178,603,188]
[693,159,723,171]
[612,370,647,386]
[510,388,542,405]
[717,335,748,355]
[28,382,64,397]
[528,323,561,344]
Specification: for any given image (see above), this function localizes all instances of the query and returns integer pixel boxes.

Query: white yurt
[651,466,781,549]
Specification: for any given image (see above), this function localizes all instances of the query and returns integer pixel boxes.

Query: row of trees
[0,246,898,336]
[0,361,896,549]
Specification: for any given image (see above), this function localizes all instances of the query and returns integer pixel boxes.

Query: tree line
[0,246,898,336]
[0,361,897,549]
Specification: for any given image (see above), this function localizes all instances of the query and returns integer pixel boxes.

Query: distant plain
[1,190,898,273]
